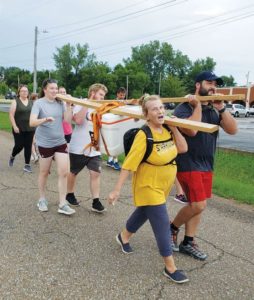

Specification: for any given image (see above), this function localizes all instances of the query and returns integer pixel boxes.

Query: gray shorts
[69,153,102,175]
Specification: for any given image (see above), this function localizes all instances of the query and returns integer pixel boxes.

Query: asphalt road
[0,131,254,299]
[218,118,254,153]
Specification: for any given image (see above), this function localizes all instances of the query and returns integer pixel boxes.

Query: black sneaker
[163,268,189,284]
[116,234,133,254]
[179,241,208,260]
[92,199,106,213]
[9,156,15,167]
[171,227,179,252]
[174,194,188,205]
[66,193,80,206]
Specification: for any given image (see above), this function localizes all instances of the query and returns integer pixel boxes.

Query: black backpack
[123,124,176,164]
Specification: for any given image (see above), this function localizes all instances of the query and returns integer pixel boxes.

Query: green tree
[0,82,8,96]
[221,75,236,87]
[161,75,186,98]
[53,43,95,92]
[183,57,216,93]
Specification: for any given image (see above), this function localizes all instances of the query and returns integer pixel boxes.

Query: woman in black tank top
[8,85,35,173]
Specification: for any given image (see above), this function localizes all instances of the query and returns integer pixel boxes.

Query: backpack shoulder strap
[140,125,153,162]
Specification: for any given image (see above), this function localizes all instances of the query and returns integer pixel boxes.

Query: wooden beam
[56,94,219,133]
[89,94,245,104]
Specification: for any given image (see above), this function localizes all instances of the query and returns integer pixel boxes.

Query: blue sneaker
[163,268,189,284]
[116,234,133,254]
[113,162,121,171]
[107,160,114,168]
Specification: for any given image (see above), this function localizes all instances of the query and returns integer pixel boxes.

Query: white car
[226,104,249,117]
[249,105,254,116]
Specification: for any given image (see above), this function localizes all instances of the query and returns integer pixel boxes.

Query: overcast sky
[0,0,253,85]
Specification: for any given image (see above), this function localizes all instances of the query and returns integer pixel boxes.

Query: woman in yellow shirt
[108,94,189,284]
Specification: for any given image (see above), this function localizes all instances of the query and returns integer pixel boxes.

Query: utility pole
[17,74,20,87]
[126,75,129,99]
[158,72,162,96]
[33,26,38,93]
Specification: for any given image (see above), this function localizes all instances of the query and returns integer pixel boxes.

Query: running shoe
[179,241,207,260]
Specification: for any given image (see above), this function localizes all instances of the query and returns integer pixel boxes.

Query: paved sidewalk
[0,131,253,299]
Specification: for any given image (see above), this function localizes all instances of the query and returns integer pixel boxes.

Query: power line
[1,3,253,67]
[47,0,151,30]
[0,0,185,51]
[38,0,186,43]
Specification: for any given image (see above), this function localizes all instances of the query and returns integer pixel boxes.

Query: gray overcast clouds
[0,0,253,85]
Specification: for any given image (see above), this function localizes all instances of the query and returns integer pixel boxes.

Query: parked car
[226,103,249,117]
[249,105,254,116]
[5,91,16,100]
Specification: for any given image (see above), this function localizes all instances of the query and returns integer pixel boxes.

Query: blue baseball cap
[195,71,224,86]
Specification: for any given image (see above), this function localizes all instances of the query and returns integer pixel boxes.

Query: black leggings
[11,130,34,164]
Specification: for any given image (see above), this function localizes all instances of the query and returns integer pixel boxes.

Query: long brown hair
[39,79,58,98]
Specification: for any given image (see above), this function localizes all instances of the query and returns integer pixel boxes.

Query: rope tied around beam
[84,101,125,155]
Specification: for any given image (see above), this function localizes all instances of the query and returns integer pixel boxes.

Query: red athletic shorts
[177,171,213,202]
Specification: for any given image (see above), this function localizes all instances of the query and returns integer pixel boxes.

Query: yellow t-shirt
[122,126,177,206]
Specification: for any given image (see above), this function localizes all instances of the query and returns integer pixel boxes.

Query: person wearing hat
[170,71,237,260]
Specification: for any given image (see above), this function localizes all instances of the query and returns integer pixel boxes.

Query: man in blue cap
[170,71,237,260]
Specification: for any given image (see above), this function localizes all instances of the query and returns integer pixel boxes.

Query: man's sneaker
[92,199,106,213]
[58,204,76,215]
[116,234,133,254]
[174,194,188,205]
[8,156,15,167]
[171,227,179,252]
[106,160,114,168]
[37,198,48,212]
[23,164,32,173]
[163,268,189,284]
[66,193,80,206]
[113,162,121,171]
[179,241,208,260]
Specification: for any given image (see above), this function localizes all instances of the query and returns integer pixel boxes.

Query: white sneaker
[37,198,48,212]
[58,204,75,215]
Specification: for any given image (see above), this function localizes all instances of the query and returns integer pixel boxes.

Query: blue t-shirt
[174,102,220,172]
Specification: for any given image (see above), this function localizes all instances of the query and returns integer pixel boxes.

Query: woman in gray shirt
[30,79,75,216]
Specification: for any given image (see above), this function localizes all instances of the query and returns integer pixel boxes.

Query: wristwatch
[218,106,226,114]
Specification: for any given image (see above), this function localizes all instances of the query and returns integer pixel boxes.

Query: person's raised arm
[170,125,188,154]
[213,101,237,135]
[73,106,88,125]
[176,95,202,137]
[63,101,73,124]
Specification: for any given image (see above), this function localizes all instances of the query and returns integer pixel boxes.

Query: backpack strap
[140,125,153,163]
[140,124,176,165]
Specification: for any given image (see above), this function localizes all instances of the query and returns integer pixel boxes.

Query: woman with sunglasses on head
[9,85,35,172]
[30,79,75,216]
[108,94,189,284]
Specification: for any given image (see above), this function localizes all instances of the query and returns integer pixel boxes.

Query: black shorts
[38,144,68,158]
[69,153,101,174]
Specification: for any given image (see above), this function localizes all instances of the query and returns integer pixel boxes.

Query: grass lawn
[213,149,254,205]
[0,111,11,132]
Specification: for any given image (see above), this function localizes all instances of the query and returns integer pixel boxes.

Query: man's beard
[199,87,215,96]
